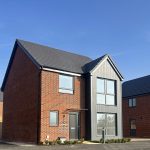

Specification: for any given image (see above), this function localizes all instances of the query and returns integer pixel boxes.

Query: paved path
[0,141,150,150]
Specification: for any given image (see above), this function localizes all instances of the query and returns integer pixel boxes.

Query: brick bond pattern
[123,94,150,138]
[2,47,40,143]
[2,47,86,143]
[40,71,85,141]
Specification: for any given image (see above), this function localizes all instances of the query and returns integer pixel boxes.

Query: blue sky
[0,0,150,86]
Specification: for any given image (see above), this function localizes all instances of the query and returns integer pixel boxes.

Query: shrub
[44,140,49,145]
[56,140,62,145]
[69,140,77,144]
[126,138,131,142]
[80,138,84,143]
[64,140,70,145]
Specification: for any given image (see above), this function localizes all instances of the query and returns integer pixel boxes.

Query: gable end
[90,55,123,81]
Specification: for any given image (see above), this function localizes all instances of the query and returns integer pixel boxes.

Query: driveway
[0,141,150,150]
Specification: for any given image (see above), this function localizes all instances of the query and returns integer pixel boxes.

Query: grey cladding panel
[91,59,122,140]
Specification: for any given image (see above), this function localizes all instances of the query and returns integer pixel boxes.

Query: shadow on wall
[0,122,2,139]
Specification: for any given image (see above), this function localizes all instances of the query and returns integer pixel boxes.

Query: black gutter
[123,92,150,99]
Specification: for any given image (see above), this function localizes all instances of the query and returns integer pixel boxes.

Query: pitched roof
[17,39,92,74]
[1,39,123,91]
[0,89,3,101]
[82,55,107,73]
[123,75,150,98]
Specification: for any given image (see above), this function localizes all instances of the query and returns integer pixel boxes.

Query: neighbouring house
[122,75,150,138]
[1,39,123,143]
[0,89,3,139]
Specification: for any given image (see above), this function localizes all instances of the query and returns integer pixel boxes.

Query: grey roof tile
[83,55,107,73]
[17,39,92,74]
[2,39,123,91]
[123,75,150,98]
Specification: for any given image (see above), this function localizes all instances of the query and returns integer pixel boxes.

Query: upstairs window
[59,74,73,94]
[129,98,136,107]
[97,78,116,105]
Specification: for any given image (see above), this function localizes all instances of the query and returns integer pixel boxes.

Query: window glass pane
[97,113,105,135]
[107,80,115,94]
[132,98,136,107]
[130,120,136,129]
[50,111,58,126]
[97,79,105,93]
[106,95,115,105]
[106,114,116,135]
[97,94,105,104]
[59,75,73,90]
[129,99,132,107]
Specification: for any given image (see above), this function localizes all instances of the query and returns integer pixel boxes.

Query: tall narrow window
[97,78,116,105]
[106,80,115,94]
[59,74,73,94]
[106,114,116,135]
[97,113,105,135]
[97,79,105,93]
[130,119,136,136]
[50,111,58,126]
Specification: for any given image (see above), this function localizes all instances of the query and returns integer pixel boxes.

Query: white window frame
[50,111,59,126]
[59,74,74,94]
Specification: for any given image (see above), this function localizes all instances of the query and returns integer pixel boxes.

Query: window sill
[49,125,59,127]
[96,135,116,137]
[97,104,117,106]
[59,89,74,95]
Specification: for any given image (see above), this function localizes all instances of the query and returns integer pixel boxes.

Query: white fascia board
[42,67,81,76]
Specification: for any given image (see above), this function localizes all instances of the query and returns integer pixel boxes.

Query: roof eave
[41,66,82,76]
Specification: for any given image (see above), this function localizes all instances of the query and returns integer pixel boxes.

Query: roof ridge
[16,39,92,60]
[123,75,150,84]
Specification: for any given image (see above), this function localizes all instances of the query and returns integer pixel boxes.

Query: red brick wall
[123,94,150,138]
[40,71,85,142]
[2,47,40,143]
[0,101,3,139]
[0,101,3,122]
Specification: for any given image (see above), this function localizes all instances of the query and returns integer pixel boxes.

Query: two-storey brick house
[123,75,150,138]
[1,39,123,143]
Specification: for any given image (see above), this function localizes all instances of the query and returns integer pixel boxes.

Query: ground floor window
[130,119,136,136]
[97,113,117,136]
[50,111,58,126]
